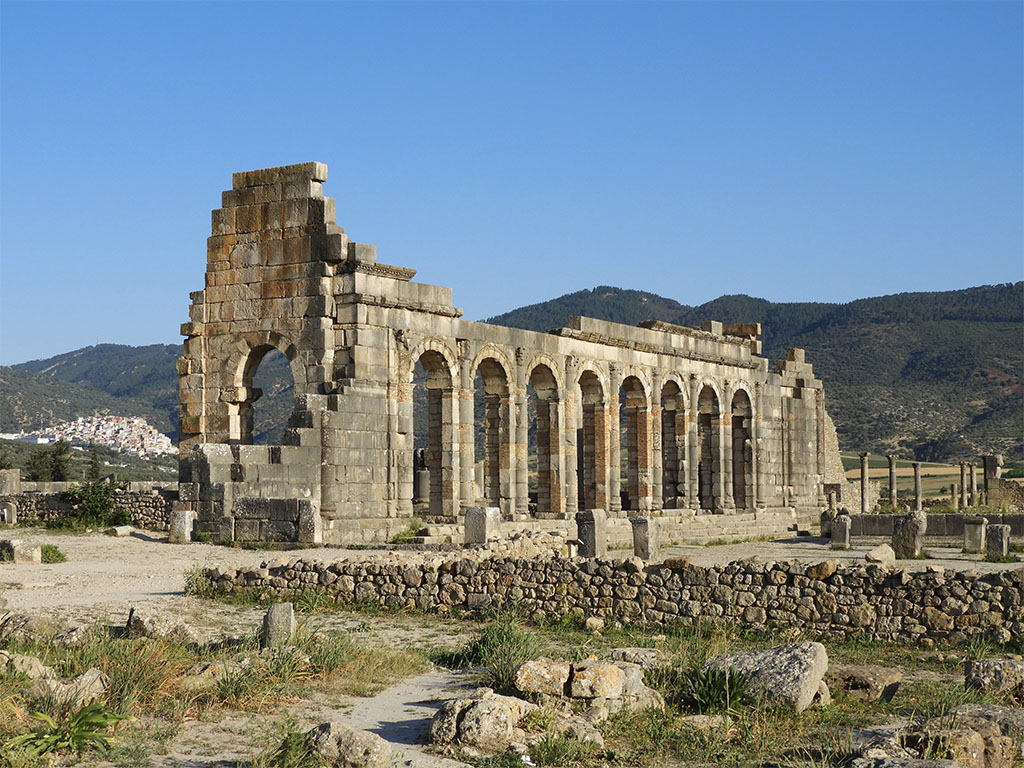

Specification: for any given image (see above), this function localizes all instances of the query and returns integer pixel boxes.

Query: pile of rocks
[431,651,663,756]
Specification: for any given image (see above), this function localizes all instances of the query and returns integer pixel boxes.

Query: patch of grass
[40,544,66,564]
[672,664,752,715]
[182,566,224,599]
[3,700,126,757]
[528,734,602,766]
[294,587,332,614]
[435,612,545,693]
[389,518,425,543]
[983,552,1020,563]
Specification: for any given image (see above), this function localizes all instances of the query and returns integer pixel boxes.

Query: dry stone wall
[0,488,175,531]
[204,554,1023,644]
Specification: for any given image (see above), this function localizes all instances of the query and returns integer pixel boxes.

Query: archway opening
[660,380,685,509]
[529,365,560,518]
[697,385,720,512]
[412,351,454,519]
[473,358,509,509]
[234,345,295,445]
[732,390,753,509]
[619,376,647,512]
[576,371,606,510]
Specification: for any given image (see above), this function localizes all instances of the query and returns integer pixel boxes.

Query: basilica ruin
[177,162,838,545]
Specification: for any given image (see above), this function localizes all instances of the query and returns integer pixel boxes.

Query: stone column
[831,514,851,550]
[952,483,960,511]
[859,452,870,515]
[982,454,1003,506]
[458,357,475,510]
[969,463,978,507]
[687,374,700,510]
[608,365,623,515]
[986,524,1010,558]
[514,351,529,518]
[963,517,987,554]
[651,373,664,512]
[563,358,580,518]
[635,403,654,513]
[575,509,607,558]
[465,506,500,545]
[754,382,766,508]
[722,380,735,510]
[912,462,922,512]
[959,462,968,508]
[438,388,461,518]
[887,455,898,508]
[630,516,659,561]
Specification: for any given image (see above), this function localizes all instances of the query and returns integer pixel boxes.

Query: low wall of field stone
[0,488,177,531]
[205,555,1023,644]
[850,512,1024,538]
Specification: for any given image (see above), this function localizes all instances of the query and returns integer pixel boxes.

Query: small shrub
[183,566,221,599]
[54,481,126,530]
[390,518,425,543]
[674,664,751,715]
[294,587,330,614]
[440,613,545,693]
[528,734,602,767]
[40,544,66,564]
[4,701,126,756]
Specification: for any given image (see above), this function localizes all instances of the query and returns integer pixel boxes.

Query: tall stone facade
[178,163,833,544]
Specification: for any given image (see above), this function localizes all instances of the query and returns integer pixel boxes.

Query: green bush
[438,613,545,693]
[41,544,66,563]
[4,701,125,756]
[674,664,751,715]
[56,481,127,529]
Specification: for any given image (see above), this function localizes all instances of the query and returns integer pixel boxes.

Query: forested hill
[487,283,1024,462]
[4,283,1021,462]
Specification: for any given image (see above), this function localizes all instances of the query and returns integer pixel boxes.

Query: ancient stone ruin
[177,162,836,545]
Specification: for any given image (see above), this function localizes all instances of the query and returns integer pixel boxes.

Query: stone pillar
[959,462,968,508]
[651,373,664,513]
[635,403,653,513]
[986,524,1010,559]
[754,382,766,509]
[630,516,659,561]
[859,452,870,515]
[892,511,927,559]
[887,455,898,508]
[828,490,836,512]
[608,365,623,515]
[722,381,735,510]
[982,454,1003,506]
[168,505,195,544]
[0,469,21,495]
[437,388,461,518]
[414,467,430,504]
[465,506,501,545]
[969,463,978,507]
[831,514,851,550]
[514,365,529,518]
[458,358,475,510]
[952,482,960,511]
[261,603,295,649]
[564,358,580,518]
[912,462,922,512]
[575,509,607,558]
[963,516,987,554]
[687,374,700,510]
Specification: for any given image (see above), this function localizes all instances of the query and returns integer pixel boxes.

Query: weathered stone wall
[849,512,1024,538]
[205,554,1023,644]
[0,488,176,531]
[178,162,835,545]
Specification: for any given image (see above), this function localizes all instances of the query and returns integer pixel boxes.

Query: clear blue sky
[1,1,1021,365]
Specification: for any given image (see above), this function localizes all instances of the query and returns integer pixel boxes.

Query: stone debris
[305,721,393,768]
[897,704,1024,768]
[610,647,666,669]
[866,543,896,567]
[51,623,94,648]
[514,657,570,696]
[826,664,903,703]
[964,658,1024,694]
[125,607,200,644]
[704,641,829,713]
[30,667,109,708]
[261,602,296,649]
[168,506,195,544]
[431,688,538,756]
[0,539,41,564]
[104,525,133,537]
[0,650,55,679]
[892,511,927,559]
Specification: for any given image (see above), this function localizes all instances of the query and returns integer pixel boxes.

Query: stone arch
[619,375,651,512]
[731,388,754,509]
[576,368,608,510]
[410,344,459,520]
[659,378,687,509]
[470,354,513,508]
[697,382,722,512]
[226,332,304,444]
[523,353,565,393]
[528,363,564,518]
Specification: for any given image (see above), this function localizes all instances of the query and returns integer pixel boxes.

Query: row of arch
[410,343,758,520]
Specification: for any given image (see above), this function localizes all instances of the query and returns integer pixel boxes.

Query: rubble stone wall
[206,555,1023,643]
[0,489,176,531]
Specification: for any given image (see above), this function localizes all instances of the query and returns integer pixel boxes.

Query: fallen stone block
[827,664,902,702]
[125,607,200,644]
[306,721,392,768]
[703,641,829,713]
[104,526,133,537]
[964,658,1024,694]
[866,543,896,568]
[515,657,570,696]
[30,667,109,707]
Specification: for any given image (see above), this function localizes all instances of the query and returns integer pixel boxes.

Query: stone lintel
[233,162,328,190]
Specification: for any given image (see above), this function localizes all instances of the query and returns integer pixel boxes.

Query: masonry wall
[0,488,176,530]
[178,163,835,545]
[206,555,1023,644]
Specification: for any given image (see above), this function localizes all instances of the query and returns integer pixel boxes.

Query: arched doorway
[576,370,607,511]
[731,389,753,509]
[619,376,649,512]
[230,344,296,445]
[528,364,562,518]
[412,350,457,520]
[473,358,511,512]
[697,384,721,512]
[660,380,686,509]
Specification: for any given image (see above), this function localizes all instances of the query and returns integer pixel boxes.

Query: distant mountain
[5,283,1021,461]
[487,283,1024,462]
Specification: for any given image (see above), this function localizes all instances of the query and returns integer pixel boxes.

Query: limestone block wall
[179,162,837,545]
[206,555,1023,644]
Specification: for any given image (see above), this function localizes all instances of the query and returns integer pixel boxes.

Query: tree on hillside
[50,440,71,481]
[0,449,12,470]
[87,442,101,481]
[26,448,52,481]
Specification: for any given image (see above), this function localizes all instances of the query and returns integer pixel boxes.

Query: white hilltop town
[0,415,176,457]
